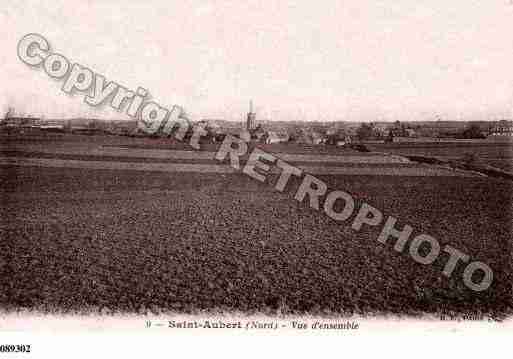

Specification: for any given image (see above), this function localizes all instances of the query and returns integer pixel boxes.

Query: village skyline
[3,102,513,124]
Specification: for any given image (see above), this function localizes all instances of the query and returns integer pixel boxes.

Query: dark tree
[461,124,485,139]
[356,123,374,140]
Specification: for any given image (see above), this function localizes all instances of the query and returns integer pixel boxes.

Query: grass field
[1,134,512,317]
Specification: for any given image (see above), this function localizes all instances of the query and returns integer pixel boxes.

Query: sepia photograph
[0,0,512,356]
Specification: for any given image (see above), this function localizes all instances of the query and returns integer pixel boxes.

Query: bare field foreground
[0,135,512,318]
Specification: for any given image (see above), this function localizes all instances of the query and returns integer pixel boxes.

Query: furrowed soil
[1,165,511,317]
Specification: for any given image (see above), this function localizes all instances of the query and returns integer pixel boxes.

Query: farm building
[265,131,290,144]
[294,128,326,144]
[488,123,513,137]
[40,122,66,132]
[0,117,39,128]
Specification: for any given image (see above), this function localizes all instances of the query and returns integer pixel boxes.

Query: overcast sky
[2,0,513,122]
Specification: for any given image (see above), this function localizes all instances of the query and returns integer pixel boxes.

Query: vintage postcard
[1,0,512,356]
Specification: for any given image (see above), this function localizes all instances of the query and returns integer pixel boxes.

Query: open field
[0,133,480,177]
[0,166,511,316]
[0,134,474,177]
[1,133,368,155]
[369,142,513,172]
[1,134,512,317]
[0,143,407,163]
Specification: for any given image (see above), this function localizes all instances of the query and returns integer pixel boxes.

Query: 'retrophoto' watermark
[17,32,494,293]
